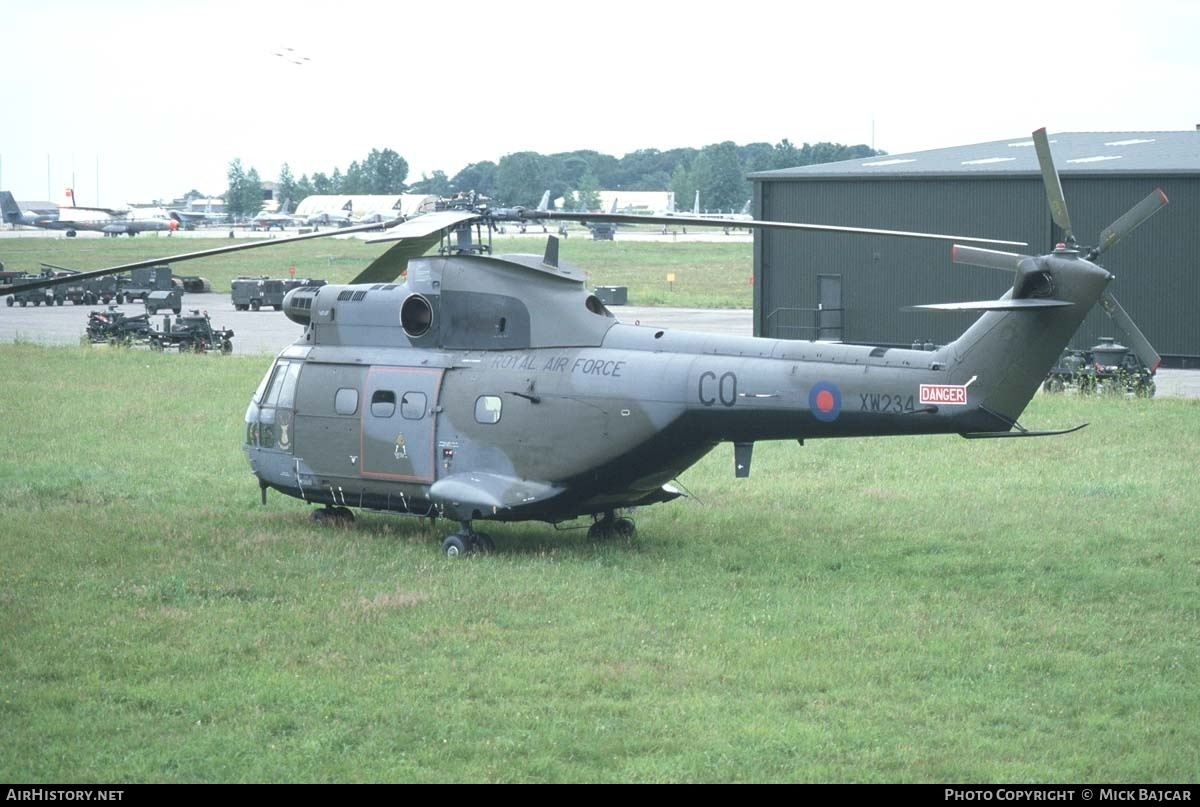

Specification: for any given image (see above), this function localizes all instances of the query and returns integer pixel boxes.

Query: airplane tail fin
[60,187,76,208]
[692,190,700,215]
[0,191,22,223]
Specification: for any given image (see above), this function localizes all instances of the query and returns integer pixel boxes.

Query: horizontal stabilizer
[909,299,1073,312]
[429,472,563,512]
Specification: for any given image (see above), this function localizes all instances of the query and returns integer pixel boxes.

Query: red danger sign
[919,384,968,405]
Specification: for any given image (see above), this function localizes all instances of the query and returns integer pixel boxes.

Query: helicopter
[3,129,1168,556]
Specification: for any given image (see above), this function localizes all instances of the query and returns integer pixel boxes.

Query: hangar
[749,129,1200,366]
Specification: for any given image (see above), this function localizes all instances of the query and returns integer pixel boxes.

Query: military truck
[232,276,325,311]
[144,289,183,315]
[117,265,174,303]
[4,272,56,307]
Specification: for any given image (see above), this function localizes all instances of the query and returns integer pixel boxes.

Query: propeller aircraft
[2,129,1169,556]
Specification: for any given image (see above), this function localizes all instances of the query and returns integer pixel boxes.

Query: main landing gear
[312,506,355,527]
[442,521,495,557]
[587,511,637,541]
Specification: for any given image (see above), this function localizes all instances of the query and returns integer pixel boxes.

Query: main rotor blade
[1099,292,1161,373]
[0,217,405,295]
[951,244,1030,272]
[521,211,1027,248]
[1093,188,1169,259]
[1033,127,1074,243]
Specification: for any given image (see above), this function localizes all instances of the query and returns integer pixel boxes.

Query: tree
[276,163,297,207]
[495,152,553,207]
[574,171,602,211]
[668,162,695,211]
[225,158,248,218]
[450,161,497,197]
[691,141,748,212]
[409,170,451,196]
[342,161,365,195]
[312,172,332,195]
[241,167,265,214]
[363,148,408,193]
[295,173,314,202]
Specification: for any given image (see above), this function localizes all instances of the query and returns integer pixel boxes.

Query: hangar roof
[751,130,1200,180]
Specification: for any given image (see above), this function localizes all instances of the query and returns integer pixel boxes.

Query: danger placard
[919,384,968,405]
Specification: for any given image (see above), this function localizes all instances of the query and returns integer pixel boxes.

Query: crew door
[818,274,843,342]
[361,367,443,482]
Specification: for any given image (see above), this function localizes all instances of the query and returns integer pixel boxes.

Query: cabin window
[371,390,396,418]
[334,388,359,416]
[401,391,427,420]
[474,395,502,424]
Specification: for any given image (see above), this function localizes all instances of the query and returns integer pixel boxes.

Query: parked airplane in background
[169,200,227,228]
[252,200,299,231]
[0,192,59,228]
[40,188,176,237]
[302,199,354,228]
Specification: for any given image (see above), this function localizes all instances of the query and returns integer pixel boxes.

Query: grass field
[0,345,1197,782]
[0,232,754,309]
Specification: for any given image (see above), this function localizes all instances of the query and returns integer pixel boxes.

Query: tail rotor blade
[1033,127,1075,244]
[1100,292,1161,373]
[951,244,1029,273]
[1093,188,1169,259]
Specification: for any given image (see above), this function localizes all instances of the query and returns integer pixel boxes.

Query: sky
[2,0,1197,206]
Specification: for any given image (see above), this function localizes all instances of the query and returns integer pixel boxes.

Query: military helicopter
[5,129,1168,556]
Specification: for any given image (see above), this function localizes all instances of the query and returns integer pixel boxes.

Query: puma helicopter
[9,129,1168,555]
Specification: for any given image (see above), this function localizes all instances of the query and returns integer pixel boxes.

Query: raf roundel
[808,381,842,423]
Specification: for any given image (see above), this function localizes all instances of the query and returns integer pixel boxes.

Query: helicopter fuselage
[242,248,1109,526]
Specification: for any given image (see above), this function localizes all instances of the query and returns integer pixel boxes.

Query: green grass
[0,233,753,308]
[0,345,1197,782]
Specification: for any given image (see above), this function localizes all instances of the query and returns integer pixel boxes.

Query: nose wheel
[442,522,495,556]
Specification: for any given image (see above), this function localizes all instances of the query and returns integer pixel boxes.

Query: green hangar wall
[750,131,1200,365]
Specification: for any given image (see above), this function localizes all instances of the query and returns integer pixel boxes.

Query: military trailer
[148,310,234,353]
[232,276,325,311]
[177,276,212,293]
[117,265,174,303]
[1043,337,1156,397]
[86,306,153,344]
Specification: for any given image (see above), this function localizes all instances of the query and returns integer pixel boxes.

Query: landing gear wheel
[589,512,637,541]
[312,506,355,527]
[442,534,469,557]
[474,532,495,553]
[612,517,637,539]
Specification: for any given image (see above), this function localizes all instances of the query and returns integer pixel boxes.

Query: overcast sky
[2,0,1197,206]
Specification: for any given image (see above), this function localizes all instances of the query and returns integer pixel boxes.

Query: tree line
[219,140,882,218]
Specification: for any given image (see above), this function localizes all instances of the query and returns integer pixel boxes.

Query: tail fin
[60,187,77,208]
[943,255,1112,425]
[0,191,23,223]
[692,190,700,215]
